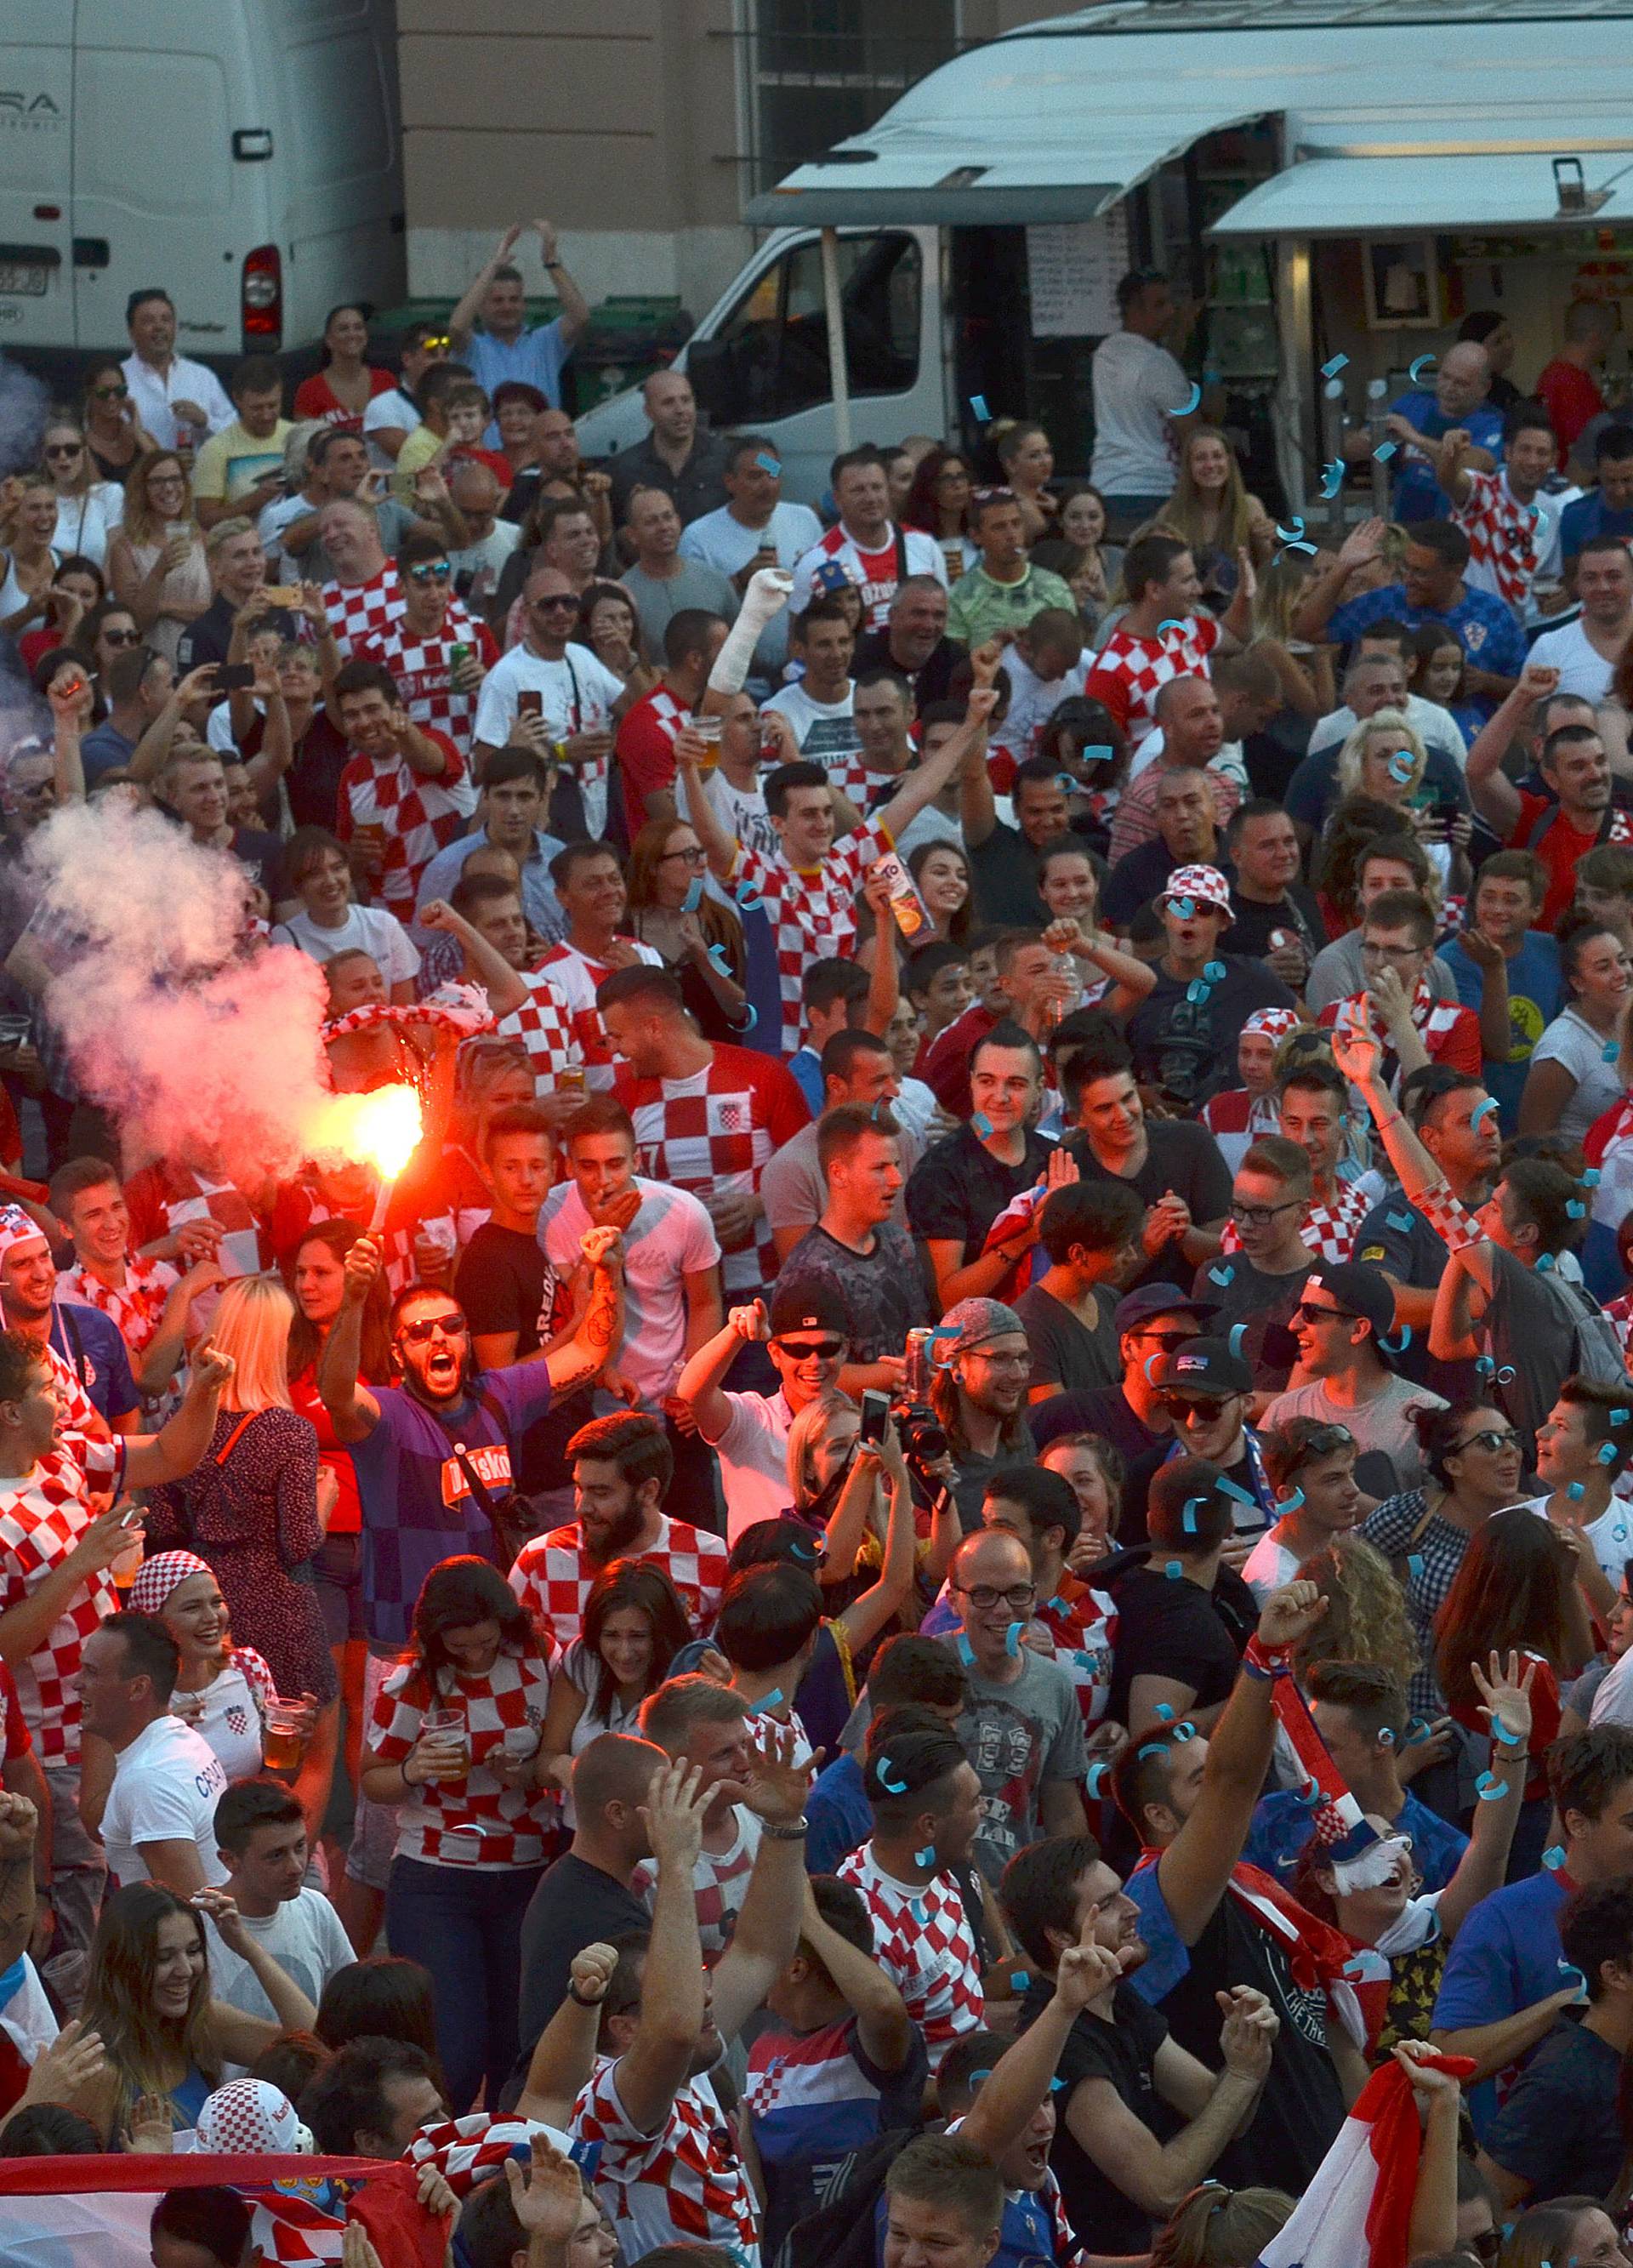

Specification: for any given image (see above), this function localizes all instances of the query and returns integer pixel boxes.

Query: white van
[0,0,403,360]
[576,0,1633,514]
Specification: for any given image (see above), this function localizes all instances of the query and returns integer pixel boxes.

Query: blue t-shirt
[78,720,139,786]
[1244,1786,1468,1895]
[1561,489,1633,562]
[50,1299,139,1424]
[1387,391,1505,522]
[806,1749,872,1873]
[1440,929,1563,1127]
[788,1046,823,1114]
[1431,1865,1571,2134]
[464,319,574,425]
[1327,581,1527,720]
[351,1364,555,1645]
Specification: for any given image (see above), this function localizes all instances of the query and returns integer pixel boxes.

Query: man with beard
[0,1204,140,1434]
[509,1411,728,1650]
[996,1836,1278,2256]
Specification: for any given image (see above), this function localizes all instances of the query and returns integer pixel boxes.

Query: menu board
[1027,208,1131,338]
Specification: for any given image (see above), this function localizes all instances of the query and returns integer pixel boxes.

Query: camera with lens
[894,1404,947,1465]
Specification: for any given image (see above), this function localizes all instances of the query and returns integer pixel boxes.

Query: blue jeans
[386,1854,546,2111]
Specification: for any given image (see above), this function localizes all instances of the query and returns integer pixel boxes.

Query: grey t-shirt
[1261,1370,1448,1492]
[959,1646,1090,1884]
[774,1221,929,1362]
[619,559,740,654]
[1306,930,1461,1014]
[761,1120,919,1240]
[1014,1284,1120,1394]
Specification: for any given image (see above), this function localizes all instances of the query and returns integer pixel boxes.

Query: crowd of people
[3,243,1633,2268]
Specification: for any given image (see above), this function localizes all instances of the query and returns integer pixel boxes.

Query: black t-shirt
[454,1222,589,1494]
[1352,1194,1482,1406]
[1103,1562,1246,1726]
[969,818,1050,926]
[1153,1884,1346,2193]
[1020,1977,1175,2254]
[906,1122,1057,1262]
[177,593,298,672]
[853,627,966,712]
[1482,2014,1623,2203]
[512,1854,651,2088]
[1030,1385,1161,1469]
[1127,956,1299,1110]
[1224,882,1324,963]
[1104,842,1239,930]
[1066,1120,1232,1292]
[1014,1284,1119,1393]
[229,826,285,898]
[1190,1251,1312,1390]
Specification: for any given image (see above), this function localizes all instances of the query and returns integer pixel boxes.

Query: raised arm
[514,1940,617,2125]
[828,1423,919,1657]
[541,1225,625,1399]
[674,1299,766,1444]
[449,223,523,351]
[612,1759,710,2135]
[963,1935,1124,2163]
[534,219,589,346]
[878,685,999,846]
[674,730,740,884]
[418,899,530,1017]
[122,1342,236,1488]
[710,1724,819,2042]
[1465,662,1560,839]
[1291,519,1387,643]
[316,1235,386,1442]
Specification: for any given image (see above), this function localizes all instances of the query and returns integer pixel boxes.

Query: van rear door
[70,0,259,354]
[0,2,75,350]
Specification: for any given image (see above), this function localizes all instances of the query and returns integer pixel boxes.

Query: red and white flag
[1256,2051,1474,2268]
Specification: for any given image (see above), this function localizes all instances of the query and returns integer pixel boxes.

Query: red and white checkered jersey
[836,1843,984,2068]
[320,563,406,659]
[1220,1179,1375,1267]
[1037,1572,1118,1729]
[1454,468,1561,618]
[530,938,664,1091]
[408,2111,578,2200]
[57,1254,179,1359]
[574,2054,761,2265]
[122,1164,265,1280]
[618,1044,811,1296]
[355,604,498,757]
[631,1806,762,1957]
[365,1644,556,1867]
[1084,612,1222,750]
[492,969,583,1091]
[45,1344,104,1443]
[0,1437,126,1761]
[509,1513,729,1650]
[789,522,948,632]
[735,819,892,1058]
[336,729,470,915]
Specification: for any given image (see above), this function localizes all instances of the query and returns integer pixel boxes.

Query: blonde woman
[145,1275,339,1836]
[107,447,210,661]
[1159,427,1276,599]
[1329,707,1471,904]
[1250,554,1334,721]
[39,417,125,567]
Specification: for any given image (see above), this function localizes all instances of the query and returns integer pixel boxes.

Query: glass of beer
[557,1064,587,1097]
[691,714,723,772]
[262,1698,310,1773]
[422,1705,469,1779]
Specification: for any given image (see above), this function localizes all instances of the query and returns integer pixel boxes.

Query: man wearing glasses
[942,1524,1089,1881]
[674,1282,851,1544]
[1263,1261,1447,1494]
[1029,1281,1215,1467]
[473,564,630,841]
[1317,889,1482,1086]
[1193,1136,1317,1390]
[1128,1336,1275,1549]
[352,528,497,762]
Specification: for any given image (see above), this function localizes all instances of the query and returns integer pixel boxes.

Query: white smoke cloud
[0,351,49,477]
[25,798,341,1183]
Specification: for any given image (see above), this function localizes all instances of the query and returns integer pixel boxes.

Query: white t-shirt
[205,1886,356,2022]
[447,521,521,612]
[1591,1644,1633,1729]
[1090,330,1192,495]
[177,1656,267,1783]
[761,678,862,783]
[272,903,422,989]
[1528,1006,1625,1145]
[1526,616,1621,703]
[51,484,123,567]
[539,1175,721,1403]
[472,641,624,838]
[258,488,319,577]
[1240,1525,1303,1603]
[992,649,1090,766]
[693,767,777,864]
[363,384,419,468]
[1128,727,1250,792]
[1307,693,1467,771]
[101,1714,230,1889]
[1520,1491,1633,1591]
[680,500,824,578]
[708,1388,797,1543]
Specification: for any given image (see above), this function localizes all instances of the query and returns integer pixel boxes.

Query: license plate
[0,265,46,295]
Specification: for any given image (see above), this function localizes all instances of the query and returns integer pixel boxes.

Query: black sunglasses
[776,1336,844,1361]
[1158,1393,1236,1422]
[398,1312,468,1347]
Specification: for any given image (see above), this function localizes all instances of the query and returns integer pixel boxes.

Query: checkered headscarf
[129,1550,212,1617]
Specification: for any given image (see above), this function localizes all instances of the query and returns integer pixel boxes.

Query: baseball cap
[1112,1283,1220,1336]
[936,1296,1025,1356]
[1302,1261,1397,1350]
[1154,1336,1254,1396]
[768,1282,850,1341]
[1159,863,1234,920]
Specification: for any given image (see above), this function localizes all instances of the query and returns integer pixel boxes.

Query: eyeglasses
[952,1581,1036,1610]
[100,629,140,647]
[397,1313,469,1347]
[1360,941,1423,962]
[44,443,83,460]
[1295,1300,1357,1326]
[966,1349,1031,1370]
[531,594,578,613]
[776,1337,844,1361]
[88,383,128,401]
[1455,1427,1522,1456]
[659,845,707,865]
[1157,1393,1237,1423]
[1229,1198,1302,1227]
[405,559,451,584]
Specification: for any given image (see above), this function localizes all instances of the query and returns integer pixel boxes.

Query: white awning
[1209,145,1633,236]
[743,130,1199,229]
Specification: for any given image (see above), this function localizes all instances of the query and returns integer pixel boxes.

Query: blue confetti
[754,453,782,476]
[1321,353,1350,378]
[1409,353,1438,382]
[1585,1167,1602,1187]
[1275,518,1306,543]
[1172,897,1196,919]
[1186,980,1211,1004]
[751,1687,783,1713]
[1057,772,1078,792]
[1080,744,1115,764]
[1606,1041,1620,1063]
[1341,1957,1369,1982]
[1408,1553,1425,1579]
[956,1635,975,1665]
[735,881,764,915]
[1051,2076,1069,2093]
[910,1900,927,1923]
[1153,1702,1175,1721]
[1229,1325,1247,1357]
[1278,1487,1306,1513]
[1375,441,1398,463]
[1005,1621,1024,1657]
[1476,1356,1495,1376]
[1137,1741,1170,1760]
[1173,1722,1197,1742]
[1476,1772,1507,1801]
[1209,1263,1234,1286]
[1492,1718,1523,1747]
[1204,960,1227,981]
[969,2067,993,2084]
[1613,1410,1630,1427]
[1182,1496,1204,1532]
[1281,539,1318,557]
[1568,1200,1587,1218]
[1319,460,1345,499]
[914,1845,936,1866]
[1380,1326,1412,1353]
[1498,1365,1516,1384]
[970,394,990,423]
[1144,1353,1163,1382]
[1157,618,1187,635]
[1404,1718,1431,1746]
[1602,1442,1620,1464]
[1538,1253,1556,1273]
[1164,1559,1184,1579]
[1178,382,1203,414]
[1543,1844,1567,1869]
[1568,1481,1586,1500]
[1471,1098,1499,1131]
[1560,1960,1589,2000]
[1379,1727,1396,1746]
[1086,1760,1110,1798]
[707,942,731,972]
[877,1758,908,1793]
[972,1113,993,1137]
[1386,1211,1414,1232]
[1218,1475,1256,1506]
[740,1004,759,1032]
[1387,751,1414,784]
[1010,1969,1032,1994]
[682,877,703,913]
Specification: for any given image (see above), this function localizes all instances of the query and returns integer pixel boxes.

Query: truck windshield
[709,231,921,423]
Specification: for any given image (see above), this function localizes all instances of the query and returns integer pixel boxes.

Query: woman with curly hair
[902,445,977,580]
[1291,1530,1420,1695]
[73,1881,316,2144]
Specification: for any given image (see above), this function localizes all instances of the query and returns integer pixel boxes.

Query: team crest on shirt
[226,1707,248,1735]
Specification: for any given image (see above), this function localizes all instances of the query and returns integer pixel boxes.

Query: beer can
[904,1327,933,1400]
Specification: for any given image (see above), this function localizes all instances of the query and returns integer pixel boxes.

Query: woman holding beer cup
[360,1555,557,2113]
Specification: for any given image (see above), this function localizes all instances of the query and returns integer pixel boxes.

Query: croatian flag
[1256,2052,1473,2268]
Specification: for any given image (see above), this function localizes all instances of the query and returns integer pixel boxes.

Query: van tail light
[242,244,282,349]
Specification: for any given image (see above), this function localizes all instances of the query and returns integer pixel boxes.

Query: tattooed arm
[543,1227,625,1399]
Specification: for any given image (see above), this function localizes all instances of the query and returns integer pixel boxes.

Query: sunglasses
[44,442,83,459]
[88,383,129,401]
[776,1336,844,1361]
[398,1313,468,1347]
[1131,1326,1198,1349]
[101,629,140,647]
[1157,1393,1236,1422]
[405,560,451,584]
[1285,1423,1357,1467]
[531,594,578,613]
[1295,1300,1357,1326]
[1456,1427,1522,1456]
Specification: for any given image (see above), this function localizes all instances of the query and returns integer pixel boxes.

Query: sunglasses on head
[398,1312,468,1347]
[1286,1422,1357,1467]
[776,1336,844,1361]
[405,559,451,584]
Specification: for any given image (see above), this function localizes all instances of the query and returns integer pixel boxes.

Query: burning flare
[307,1085,424,1228]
